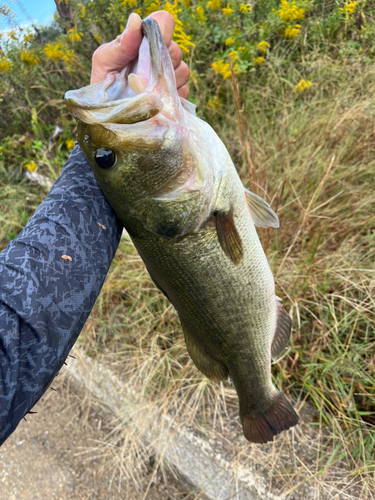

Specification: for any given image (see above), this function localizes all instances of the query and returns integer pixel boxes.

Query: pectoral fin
[182,323,229,382]
[244,188,279,228]
[216,208,244,265]
[271,300,292,360]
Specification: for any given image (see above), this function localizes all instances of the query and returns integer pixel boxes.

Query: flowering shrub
[341,1,357,15]
[0,55,12,72]
[258,41,271,54]
[67,26,84,43]
[0,0,374,137]
[44,42,65,62]
[20,50,40,66]
[278,0,305,22]
[284,24,302,38]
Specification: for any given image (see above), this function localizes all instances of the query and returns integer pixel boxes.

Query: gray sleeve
[0,145,122,445]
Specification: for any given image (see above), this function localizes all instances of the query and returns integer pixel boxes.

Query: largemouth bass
[65,18,298,443]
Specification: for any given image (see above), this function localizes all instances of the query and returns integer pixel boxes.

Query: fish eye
[94,148,116,169]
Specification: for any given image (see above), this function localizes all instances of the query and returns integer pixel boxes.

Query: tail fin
[241,391,298,444]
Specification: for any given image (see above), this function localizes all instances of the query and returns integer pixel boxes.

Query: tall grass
[0,0,374,497]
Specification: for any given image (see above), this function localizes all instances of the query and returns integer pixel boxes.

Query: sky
[5,0,56,28]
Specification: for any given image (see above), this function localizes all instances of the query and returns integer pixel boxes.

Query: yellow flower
[239,3,252,13]
[342,1,356,14]
[22,30,35,44]
[66,49,75,58]
[207,0,221,11]
[212,59,231,79]
[295,79,312,92]
[77,3,87,17]
[253,56,265,65]
[278,0,305,22]
[62,49,75,62]
[25,161,38,172]
[121,0,137,6]
[195,5,206,22]
[258,41,270,53]
[67,26,83,43]
[164,1,195,52]
[44,42,65,62]
[225,37,234,46]
[284,24,301,38]
[9,29,18,41]
[184,0,191,7]
[66,139,75,150]
[62,50,76,72]
[20,50,40,66]
[145,0,160,16]
[207,96,221,110]
[0,56,13,73]
[222,4,233,16]
[212,58,240,79]
[228,50,239,60]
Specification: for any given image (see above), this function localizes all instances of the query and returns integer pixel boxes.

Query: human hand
[91,11,190,99]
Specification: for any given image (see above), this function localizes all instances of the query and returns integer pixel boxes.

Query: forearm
[0,146,122,444]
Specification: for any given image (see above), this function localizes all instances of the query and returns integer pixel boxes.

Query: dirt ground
[0,376,196,500]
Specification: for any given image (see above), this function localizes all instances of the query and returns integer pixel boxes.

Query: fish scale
[66,16,298,443]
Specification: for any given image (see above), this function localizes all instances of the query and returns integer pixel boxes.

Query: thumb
[91,13,142,84]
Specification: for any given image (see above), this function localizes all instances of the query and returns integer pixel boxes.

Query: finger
[91,13,142,83]
[175,61,190,90]
[149,11,175,47]
[178,84,190,100]
[168,41,182,70]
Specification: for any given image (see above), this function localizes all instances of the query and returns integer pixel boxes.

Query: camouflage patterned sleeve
[0,146,123,445]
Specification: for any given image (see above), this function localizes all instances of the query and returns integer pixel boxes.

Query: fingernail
[124,12,138,33]
[120,13,139,43]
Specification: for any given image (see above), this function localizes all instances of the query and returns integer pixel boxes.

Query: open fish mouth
[65,18,186,126]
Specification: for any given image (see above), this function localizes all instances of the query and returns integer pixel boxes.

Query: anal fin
[244,188,279,228]
[215,207,243,266]
[146,267,171,302]
[271,300,292,360]
[182,323,229,382]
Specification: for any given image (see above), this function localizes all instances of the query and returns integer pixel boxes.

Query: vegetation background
[0,0,374,497]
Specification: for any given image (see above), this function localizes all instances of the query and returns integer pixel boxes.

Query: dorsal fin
[244,188,279,228]
[271,301,292,360]
[215,207,244,266]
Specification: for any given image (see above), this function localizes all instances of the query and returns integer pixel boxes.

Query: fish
[65,17,298,444]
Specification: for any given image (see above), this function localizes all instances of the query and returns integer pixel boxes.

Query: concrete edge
[65,348,280,500]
